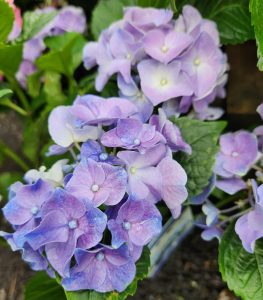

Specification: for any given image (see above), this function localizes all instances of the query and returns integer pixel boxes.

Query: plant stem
[170,0,178,14]
[0,99,28,116]
[6,75,31,113]
[0,141,29,171]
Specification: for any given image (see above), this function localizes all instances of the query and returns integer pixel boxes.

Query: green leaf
[36,33,86,77]
[177,0,254,44]
[171,117,226,198]
[0,44,23,76]
[219,223,263,300]
[250,0,263,71]
[0,0,14,42]
[21,10,57,41]
[27,71,42,98]
[0,89,13,100]
[43,71,67,106]
[22,108,51,164]
[136,0,169,7]
[65,247,151,300]
[25,272,66,300]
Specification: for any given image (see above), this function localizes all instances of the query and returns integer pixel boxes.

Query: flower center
[160,78,168,86]
[91,184,100,192]
[99,153,108,161]
[96,252,105,261]
[194,58,201,66]
[136,91,143,99]
[126,53,132,60]
[133,138,141,146]
[68,220,78,229]
[130,167,137,175]
[39,166,46,172]
[161,45,169,53]
[231,151,239,158]
[122,221,131,231]
[31,206,39,215]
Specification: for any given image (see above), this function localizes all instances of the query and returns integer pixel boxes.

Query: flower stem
[0,141,29,171]
[0,99,28,117]
[170,0,178,14]
[6,75,31,113]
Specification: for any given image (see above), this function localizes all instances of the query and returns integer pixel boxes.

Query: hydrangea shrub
[0,1,263,300]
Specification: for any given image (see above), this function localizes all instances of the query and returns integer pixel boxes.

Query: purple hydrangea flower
[2,180,53,248]
[254,104,263,152]
[181,32,226,99]
[124,7,173,31]
[71,95,138,125]
[101,118,165,153]
[108,199,162,248]
[16,60,36,88]
[143,29,192,64]
[94,38,133,92]
[62,245,136,292]
[118,75,153,122]
[215,131,258,177]
[117,144,166,199]
[200,225,223,241]
[157,157,188,218]
[190,174,216,205]
[150,109,191,154]
[26,188,107,276]
[46,144,69,157]
[235,181,263,253]
[80,141,122,165]
[202,201,219,226]
[66,159,127,207]
[48,106,101,148]
[215,177,247,195]
[51,6,86,34]
[138,59,193,105]
[3,179,53,227]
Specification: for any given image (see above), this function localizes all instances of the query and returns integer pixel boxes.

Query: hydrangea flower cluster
[1,90,190,292]
[16,5,86,87]
[198,104,262,242]
[214,130,259,195]
[83,5,228,120]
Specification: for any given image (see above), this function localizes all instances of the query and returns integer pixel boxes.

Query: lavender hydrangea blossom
[1,5,235,295]
[83,5,228,118]
[214,131,258,195]
[235,181,263,253]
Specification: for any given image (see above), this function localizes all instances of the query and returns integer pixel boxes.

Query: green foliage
[25,272,66,300]
[36,33,86,77]
[171,117,226,198]
[249,0,263,71]
[219,223,263,300]
[0,44,23,76]
[22,108,51,165]
[25,248,150,300]
[43,71,67,106]
[177,0,254,44]
[20,10,57,41]
[0,89,13,100]
[0,0,14,42]
[136,0,170,7]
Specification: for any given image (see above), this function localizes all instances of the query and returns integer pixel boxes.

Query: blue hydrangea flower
[62,245,136,293]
